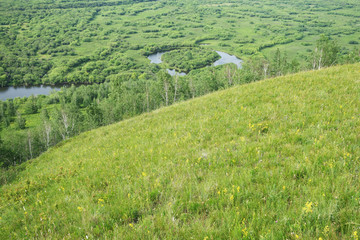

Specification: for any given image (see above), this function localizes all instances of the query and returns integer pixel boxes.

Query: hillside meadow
[0,63,359,239]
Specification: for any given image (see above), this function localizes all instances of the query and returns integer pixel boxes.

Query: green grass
[0,64,360,239]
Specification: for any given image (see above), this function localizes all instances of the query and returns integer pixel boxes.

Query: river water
[213,51,242,68]
[0,85,62,101]
[0,50,242,100]
[147,50,242,76]
[147,52,187,76]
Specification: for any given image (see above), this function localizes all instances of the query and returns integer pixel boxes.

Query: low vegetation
[161,48,220,73]
[0,63,359,238]
[0,0,359,86]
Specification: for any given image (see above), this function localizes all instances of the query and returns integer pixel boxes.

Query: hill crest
[1,64,359,239]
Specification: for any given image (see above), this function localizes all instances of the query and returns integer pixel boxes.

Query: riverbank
[148,50,243,76]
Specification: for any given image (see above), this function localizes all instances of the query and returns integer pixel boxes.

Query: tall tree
[311,35,340,69]
[157,70,172,106]
[16,112,26,129]
[7,100,16,117]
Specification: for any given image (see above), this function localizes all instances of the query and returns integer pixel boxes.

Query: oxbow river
[147,50,243,76]
[0,51,242,100]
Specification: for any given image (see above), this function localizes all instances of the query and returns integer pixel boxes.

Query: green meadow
[1,63,359,239]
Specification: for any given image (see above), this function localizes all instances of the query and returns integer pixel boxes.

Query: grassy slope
[1,64,360,239]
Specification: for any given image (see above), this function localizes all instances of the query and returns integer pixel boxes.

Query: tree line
[0,35,359,172]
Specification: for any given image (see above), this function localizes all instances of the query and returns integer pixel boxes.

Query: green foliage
[342,47,360,64]
[0,63,359,238]
[310,35,340,69]
[162,48,220,73]
[1,0,359,86]
[15,112,26,129]
[85,103,103,129]
[6,100,16,117]
[23,96,39,114]
[0,42,353,168]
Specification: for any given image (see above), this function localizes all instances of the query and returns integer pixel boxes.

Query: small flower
[242,227,248,237]
[129,223,134,228]
[303,201,313,213]
[98,198,105,206]
[353,231,358,240]
[323,225,329,235]
[77,207,83,212]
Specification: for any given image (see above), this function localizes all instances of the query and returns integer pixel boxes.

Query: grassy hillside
[1,64,359,239]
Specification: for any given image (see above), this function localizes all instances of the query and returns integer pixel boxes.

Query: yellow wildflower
[98,198,104,206]
[353,231,358,240]
[242,227,248,237]
[323,225,329,235]
[303,201,313,213]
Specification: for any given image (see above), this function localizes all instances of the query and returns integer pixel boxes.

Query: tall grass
[0,64,359,239]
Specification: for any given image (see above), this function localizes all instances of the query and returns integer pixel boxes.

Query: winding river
[147,50,242,76]
[0,51,243,100]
